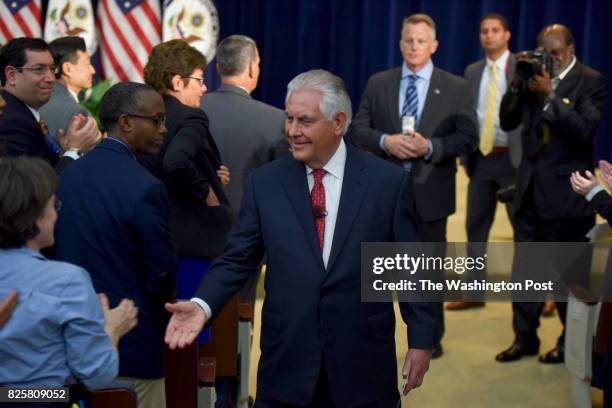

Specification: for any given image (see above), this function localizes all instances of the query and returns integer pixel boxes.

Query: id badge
[402,115,416,136]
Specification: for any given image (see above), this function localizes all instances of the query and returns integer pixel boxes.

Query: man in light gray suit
[348,13,478,357]
[201,35,286,213]
[40,37,97,146]
[447,13,521,311]
[199,34,286,407]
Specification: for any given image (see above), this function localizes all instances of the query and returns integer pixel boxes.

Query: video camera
[516,48,554,80]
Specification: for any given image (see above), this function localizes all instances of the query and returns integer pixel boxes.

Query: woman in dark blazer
[140,40,233,306]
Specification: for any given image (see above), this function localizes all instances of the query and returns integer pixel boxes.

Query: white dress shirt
[476,49,510,147]
[192,139,348,319]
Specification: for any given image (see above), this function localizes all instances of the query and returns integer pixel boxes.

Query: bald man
[496,24,608,363]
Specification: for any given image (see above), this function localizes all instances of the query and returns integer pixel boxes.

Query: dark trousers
[254,359,400,408]
[415,216,447,345]
[511,182,594,344]
[465,152,515,298]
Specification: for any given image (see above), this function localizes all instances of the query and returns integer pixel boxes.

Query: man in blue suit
[165,70,437,407]
[55,82,178,407]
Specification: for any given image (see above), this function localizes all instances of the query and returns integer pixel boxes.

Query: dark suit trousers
[253,358,400,408]
[464,152,515,299]
[415,216,447,344]
[511,181,594,344]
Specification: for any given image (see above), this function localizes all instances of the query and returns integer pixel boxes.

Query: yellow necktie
[480,64,498,155]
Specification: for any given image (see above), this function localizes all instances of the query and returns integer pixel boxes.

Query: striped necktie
[401,74,419,120]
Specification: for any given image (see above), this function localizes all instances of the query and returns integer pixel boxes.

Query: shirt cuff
[379,134,389,154]
[190,297,212,320]
[62,150,82,160]
[424,140,433,160]
[586,185,605,202]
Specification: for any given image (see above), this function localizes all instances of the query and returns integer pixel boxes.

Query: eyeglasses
[12,65,59,76]
[186,76,205,85]
[126,113,166,127]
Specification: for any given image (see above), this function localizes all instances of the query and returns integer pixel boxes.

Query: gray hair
[403,13,437,40]
[285,69,352,135]
[216,35,258,76]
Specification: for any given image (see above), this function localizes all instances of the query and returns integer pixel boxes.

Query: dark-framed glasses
[12,65,59,76]
[126,113,166,127]
[186,76,205,85]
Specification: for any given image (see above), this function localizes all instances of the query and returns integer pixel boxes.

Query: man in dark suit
[201,34,286,213]
[447,13,521,310]
[200,34,287,405]
[165,70,437,407]
[496,24,608,363]
[54,82,178,407]
[348,13,478,355]
[40,36,98,143]
[0,37,99,171]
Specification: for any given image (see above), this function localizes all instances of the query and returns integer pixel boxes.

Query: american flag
[0,0,42,45]
[97,0,161,82]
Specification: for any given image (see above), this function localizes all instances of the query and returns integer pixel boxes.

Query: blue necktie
[401,74,419,121]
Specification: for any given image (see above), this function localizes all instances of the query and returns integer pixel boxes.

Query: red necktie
[310,169,326,252]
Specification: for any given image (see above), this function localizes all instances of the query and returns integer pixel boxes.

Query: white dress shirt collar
[305,137,346,181]
[402,59,434,81]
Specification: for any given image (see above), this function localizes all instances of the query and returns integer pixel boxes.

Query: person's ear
[117,114,132,132]
[170,74,183,92]
[333,111,347,137]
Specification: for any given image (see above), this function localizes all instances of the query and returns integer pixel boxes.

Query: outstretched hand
[164,301,207,349]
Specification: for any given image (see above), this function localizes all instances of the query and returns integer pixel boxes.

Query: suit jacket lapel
[418,68,442,137]
[327,146,370,272]
[281,158,326,270]
[387,68,402,133]
[553,61,581,99]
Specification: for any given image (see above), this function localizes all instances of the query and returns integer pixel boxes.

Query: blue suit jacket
[54,138,178,379]
[197,143,437,406]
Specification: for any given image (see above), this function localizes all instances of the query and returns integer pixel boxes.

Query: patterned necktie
[310,169,326,252]
[38,119,49,137]
[480,63,498,155]
[401,74,419,120]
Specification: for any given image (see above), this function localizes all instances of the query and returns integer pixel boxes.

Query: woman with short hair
[0,156,137,391]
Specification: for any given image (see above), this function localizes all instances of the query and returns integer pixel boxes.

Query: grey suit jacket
[39,82,90,145]
[200,84,286,212]
[348,66,478,221]
[463,53,522,170]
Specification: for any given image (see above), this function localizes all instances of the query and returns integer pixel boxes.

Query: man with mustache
[54,82,178,407]
[0,37,99,172]
[496,24,608,363]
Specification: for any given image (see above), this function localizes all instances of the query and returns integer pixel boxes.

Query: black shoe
[495,340,539,362]
[432,344,443,359]
[538,345,564,364]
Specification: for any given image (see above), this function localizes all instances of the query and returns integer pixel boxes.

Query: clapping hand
[217,165,230,187]
[570,170,599,196]
[599,160,612,191]
[99,293,138,349]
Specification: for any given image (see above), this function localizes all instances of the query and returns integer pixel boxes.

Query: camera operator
[495,24,608,364]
